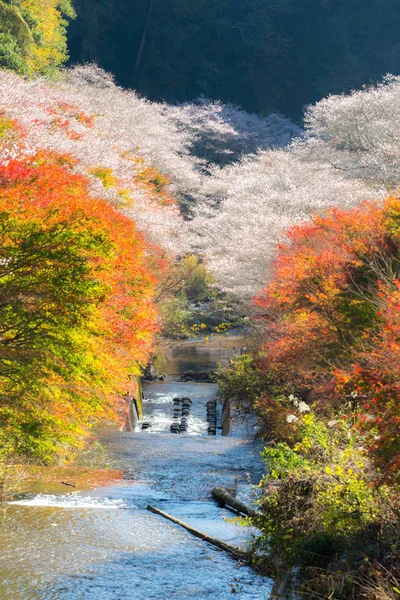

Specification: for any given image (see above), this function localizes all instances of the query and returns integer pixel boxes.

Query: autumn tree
[255,196,400,480]
[0,148,158,459]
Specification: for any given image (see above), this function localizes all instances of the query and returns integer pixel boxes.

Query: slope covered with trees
[1,56,400,459]
[68,0,400,117]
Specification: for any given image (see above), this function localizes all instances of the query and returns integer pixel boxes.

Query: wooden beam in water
[146,504,248,562]
[211,487,260,519]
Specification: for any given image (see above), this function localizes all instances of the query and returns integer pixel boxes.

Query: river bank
[0,335,273,600]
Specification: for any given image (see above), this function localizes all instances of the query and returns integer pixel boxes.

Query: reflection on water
[158,334,246,376]
[0,337,272,600]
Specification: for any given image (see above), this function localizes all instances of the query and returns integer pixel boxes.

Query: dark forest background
[68,0,400,118]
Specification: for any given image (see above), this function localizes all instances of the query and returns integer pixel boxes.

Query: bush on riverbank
[216,197,400,598]
[217,358,400,598]
[253,404,400,599]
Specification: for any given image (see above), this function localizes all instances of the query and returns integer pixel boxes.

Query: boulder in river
[144,363,167,381]
[179,371,215,383]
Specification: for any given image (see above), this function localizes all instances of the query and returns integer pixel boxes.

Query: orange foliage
[0,150,158,364]
[255,197,400,480]
[134,157,177,207]
[0,150,159,457]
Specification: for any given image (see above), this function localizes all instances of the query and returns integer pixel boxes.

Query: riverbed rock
[144,363,167,381]
[143,363,159,381]
[179,371,215,383]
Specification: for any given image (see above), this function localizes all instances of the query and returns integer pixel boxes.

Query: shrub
[251,406,400,599]
[215,353,275,411]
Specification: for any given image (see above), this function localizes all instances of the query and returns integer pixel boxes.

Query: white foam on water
[186,414,209,435]
[9,494,127,510]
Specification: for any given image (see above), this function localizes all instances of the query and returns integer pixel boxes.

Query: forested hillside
[68,0,400,117]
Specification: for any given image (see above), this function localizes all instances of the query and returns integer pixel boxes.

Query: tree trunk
[135,0,154,71]
[211,487,260,519]
[147,504,248,562]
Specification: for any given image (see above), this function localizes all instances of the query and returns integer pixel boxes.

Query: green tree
[0,31,29,73]
[0,0,75,75]
[0,1,32,72]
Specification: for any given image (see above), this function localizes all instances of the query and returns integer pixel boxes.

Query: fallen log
[211,487,260,519]
[146,504,248,562]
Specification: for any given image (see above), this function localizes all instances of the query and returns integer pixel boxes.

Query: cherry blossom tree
[296,75,400,188]
[0,65,303,264]
[0,65,198,255]
[192,150,383,300]
[165,99,301,167]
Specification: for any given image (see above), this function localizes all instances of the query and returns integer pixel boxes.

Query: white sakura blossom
[191,149,383,300]
[296,75,400,188]
[165,99,301,166]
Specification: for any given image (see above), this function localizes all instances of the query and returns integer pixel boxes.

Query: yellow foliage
[15,0,75,74]
[89,166,118,189]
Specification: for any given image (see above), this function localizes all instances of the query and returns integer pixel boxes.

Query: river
[0,335,273,599]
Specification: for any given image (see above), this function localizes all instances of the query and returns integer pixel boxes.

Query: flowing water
[0,335,273,600]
